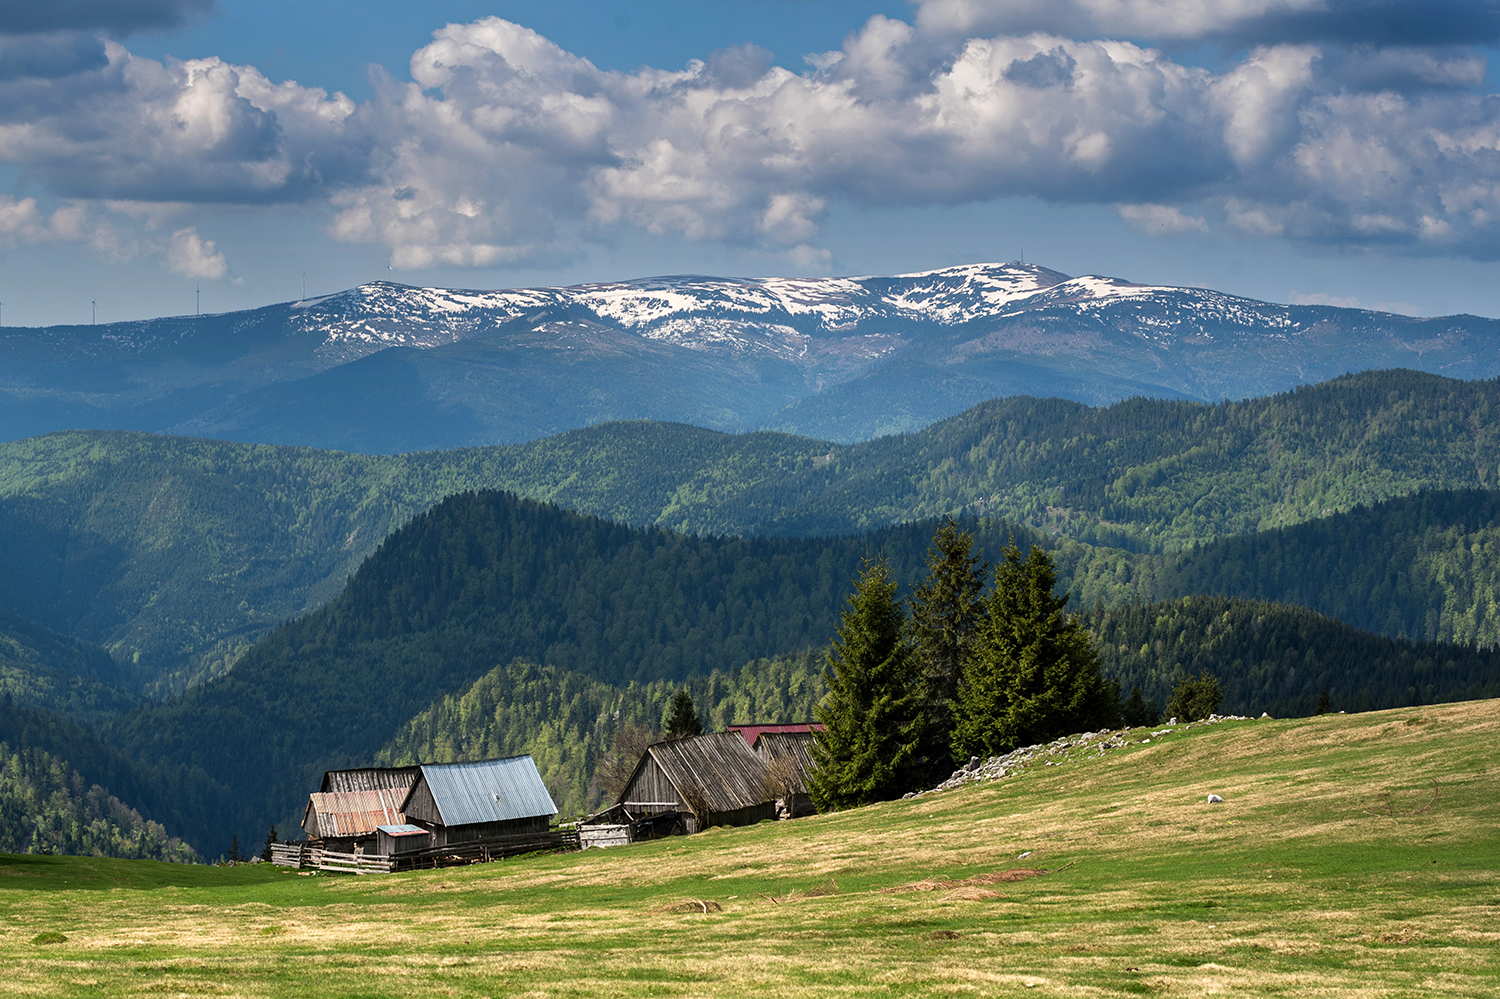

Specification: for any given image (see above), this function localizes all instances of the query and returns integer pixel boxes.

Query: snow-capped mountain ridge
[4,260,1496,454]
[272,262,1291,365]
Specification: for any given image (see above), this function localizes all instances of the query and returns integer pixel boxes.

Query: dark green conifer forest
[0,369,1498,854]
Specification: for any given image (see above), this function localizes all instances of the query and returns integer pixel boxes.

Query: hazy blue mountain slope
[5,263,1499,451]
[757,357,1198,443]
[175,327,808,453]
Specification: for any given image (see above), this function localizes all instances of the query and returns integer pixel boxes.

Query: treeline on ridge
[3,368,1498,690]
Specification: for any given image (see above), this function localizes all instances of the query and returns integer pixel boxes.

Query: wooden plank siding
[619,732,778,829]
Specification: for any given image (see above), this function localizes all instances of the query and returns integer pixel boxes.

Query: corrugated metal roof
[376,824,428,836]
[726,723,824,746]
[303,789,406,838]
[417,756,558,827]
[646,732,772,813]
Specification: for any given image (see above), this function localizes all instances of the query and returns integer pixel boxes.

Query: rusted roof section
[414,756,558,827]
[726,723,824,746]
[302,789,406,838]
[646,732,772,813]
[320,766,421,794]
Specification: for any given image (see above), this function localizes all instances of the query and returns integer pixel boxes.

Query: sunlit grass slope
[5,700,1498,997]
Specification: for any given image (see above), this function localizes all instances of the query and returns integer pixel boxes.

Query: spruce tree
[1121,685,1159,728]
[809,558,926,810]
[909,517,988,776]
[954,540,1115,758]
[1165,670,1224,722]
[664,689,703,739]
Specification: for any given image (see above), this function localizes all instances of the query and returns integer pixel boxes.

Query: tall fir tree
[953,540,1116,758]
[909,517,989,776]
[664,689,704,739]
[809,558,927,810]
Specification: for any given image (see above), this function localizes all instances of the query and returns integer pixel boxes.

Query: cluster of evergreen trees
[0,736,198,862]
[809,521,1117,809]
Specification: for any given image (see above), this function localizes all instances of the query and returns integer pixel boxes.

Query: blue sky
[2,0,1499,326]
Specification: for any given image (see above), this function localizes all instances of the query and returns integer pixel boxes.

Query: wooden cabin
[752,730,818,818]
[618,731,777,830]
[301,789,407,852]
[400,757,558,848]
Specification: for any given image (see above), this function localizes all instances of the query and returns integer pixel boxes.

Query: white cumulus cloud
[0,9,1498,270]
[1118,203,1210,235]
[165,226,227,279]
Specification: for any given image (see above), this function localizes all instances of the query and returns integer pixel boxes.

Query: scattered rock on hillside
[910,713,1261,797]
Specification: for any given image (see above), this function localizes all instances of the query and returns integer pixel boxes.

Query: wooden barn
[400,757,558,848]
[320,765,421,794]
[619,731,777,830]
[752,730,819,819]
[301,788,407,852]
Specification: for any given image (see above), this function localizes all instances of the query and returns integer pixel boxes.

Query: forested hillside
[104,487,1500,850]
[2,370,1495,689]
[0,738,199,862]
[0,610,135,717]
[1062,489,1500,646]
[373,651,826,819]
[0,697,211,860]
[1091,597,1500,719]
[109,491,934,846]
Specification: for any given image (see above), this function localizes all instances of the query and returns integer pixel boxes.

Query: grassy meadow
[4,700,1498,998]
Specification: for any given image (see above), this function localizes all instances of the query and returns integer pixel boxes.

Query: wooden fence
[273,830,580,874]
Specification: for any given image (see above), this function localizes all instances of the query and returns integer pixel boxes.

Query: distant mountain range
[4,263,1498,450]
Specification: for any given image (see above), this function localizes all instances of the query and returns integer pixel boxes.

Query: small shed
[619,732,777,830]
[400,756,558,847]
[302,789,407,851]
[375,823,432,856]
[752,730,818,818]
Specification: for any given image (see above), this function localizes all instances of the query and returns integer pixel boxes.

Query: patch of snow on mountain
[574,285,735,327]
[642,318,809,359]
[882,263,1065,323]
[757,277,874,327]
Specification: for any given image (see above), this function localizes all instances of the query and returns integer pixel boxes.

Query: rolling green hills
[103,488,1500,852]
[2,369,1498,690]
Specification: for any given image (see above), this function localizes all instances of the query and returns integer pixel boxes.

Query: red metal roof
[302,789,407,839]
[726,723,824,746]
